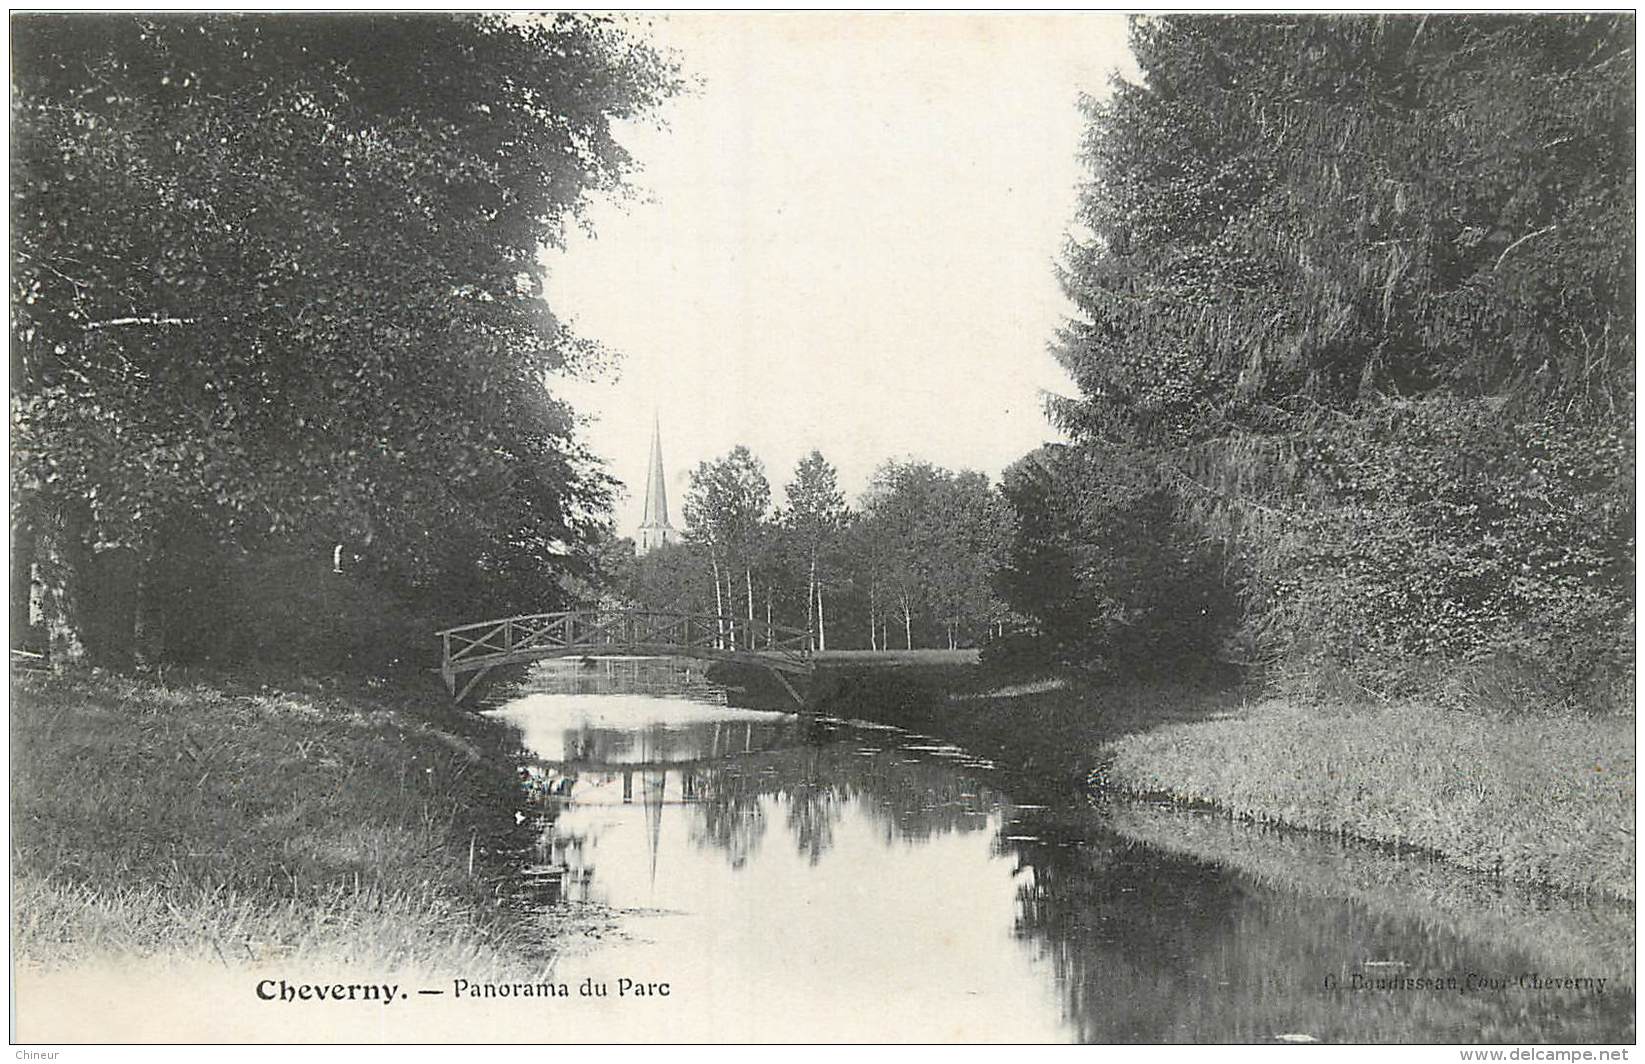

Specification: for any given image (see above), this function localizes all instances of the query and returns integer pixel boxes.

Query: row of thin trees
[605,449,1015,652]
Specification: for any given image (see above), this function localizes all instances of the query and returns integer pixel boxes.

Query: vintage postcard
[8,10,1635,1050]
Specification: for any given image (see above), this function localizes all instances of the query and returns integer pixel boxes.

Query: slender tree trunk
[726,569,736,647]
[816,584,826,652]
[744,567,754,651]
[765,588,772,649]
[901,593,912,651]
[868,581,877,651]
[723,569,733,645]
[806,552,816,652]
[710,554,724,649]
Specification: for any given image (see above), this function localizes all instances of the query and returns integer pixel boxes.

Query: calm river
[487,659,1633,1043]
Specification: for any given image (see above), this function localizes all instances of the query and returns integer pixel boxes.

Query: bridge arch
[437,608,813,704]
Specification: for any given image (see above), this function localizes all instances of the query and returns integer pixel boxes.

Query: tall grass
[1102,699,1635,901]
[10,669,551,976]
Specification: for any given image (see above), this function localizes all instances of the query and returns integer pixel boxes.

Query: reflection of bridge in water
[499,677,1003,901]
[523,711,805,777]
[438,608,813,704]
[523,738,1003,898]
[521,655,730,705]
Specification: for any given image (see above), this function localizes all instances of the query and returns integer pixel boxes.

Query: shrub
[1254,400,1633,707]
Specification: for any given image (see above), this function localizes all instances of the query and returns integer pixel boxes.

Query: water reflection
[488,659,1633,1043]
[1007,822,1633,1043]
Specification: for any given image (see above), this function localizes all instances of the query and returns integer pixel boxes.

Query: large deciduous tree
[11,13,678,666]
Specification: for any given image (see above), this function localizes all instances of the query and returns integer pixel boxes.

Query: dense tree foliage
[853,461,1013,651]
[10,13,677,666]
[1053,14,1631,442]
[1005,13,1633,702]
[597,532,715,616]
[997,444,1235,675]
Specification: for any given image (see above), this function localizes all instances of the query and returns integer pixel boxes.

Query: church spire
[636,412,677,555]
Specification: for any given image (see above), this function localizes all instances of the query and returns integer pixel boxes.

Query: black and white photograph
[6,8,1637,1049]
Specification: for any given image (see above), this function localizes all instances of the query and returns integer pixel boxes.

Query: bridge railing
[437,609,813,677]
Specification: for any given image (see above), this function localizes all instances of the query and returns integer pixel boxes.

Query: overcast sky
[542,12,1139,535]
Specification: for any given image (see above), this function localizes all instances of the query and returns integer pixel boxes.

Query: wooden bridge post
[453,664,492,704]
[767,665,805,708]
[441,632,454,695]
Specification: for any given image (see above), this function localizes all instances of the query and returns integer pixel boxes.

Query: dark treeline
[998,14,1633,708]
[602,448,1014,652]
[10,14,678,672]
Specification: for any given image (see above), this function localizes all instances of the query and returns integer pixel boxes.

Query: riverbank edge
[1105,801,1636,982]
[817,663,1635,904]
[1099,697,1636,904]
[9,666,596,979]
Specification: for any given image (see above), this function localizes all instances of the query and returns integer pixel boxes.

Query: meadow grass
[9,668,556,977]
[1102,699,1635,901]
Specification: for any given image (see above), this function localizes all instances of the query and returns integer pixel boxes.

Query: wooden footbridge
[437,608,813,704]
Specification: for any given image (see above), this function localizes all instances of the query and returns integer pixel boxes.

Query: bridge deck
[437,608,814,702]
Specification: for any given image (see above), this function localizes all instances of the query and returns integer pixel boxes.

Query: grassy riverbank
[822,663,1634,902]
[10,668,562,977]
[1102,699,1636,902]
